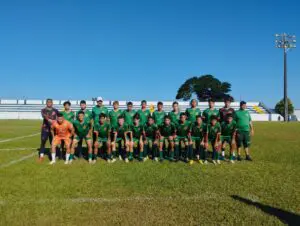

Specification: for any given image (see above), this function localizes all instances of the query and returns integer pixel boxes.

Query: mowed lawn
[0,120,299,226]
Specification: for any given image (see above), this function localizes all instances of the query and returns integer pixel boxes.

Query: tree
[274,98,294,118]
[176,75,233,101]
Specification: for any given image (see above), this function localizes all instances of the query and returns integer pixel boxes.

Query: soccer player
[191,115,207,164]
[202,98,220,124]
[61,101,75,122]
[143,116,159,161]
[219,97,235,122]
[158,115,176,162]
[137,100,151,126]
[92,97,108,124]
[234,101,254,161]
[69,111,93,164]
[175,113,193,164]
[39,98,59,161]
[76,100,92,122]
[111,116,132,162]
[50,113,74,165]
[153,101,166,126]
[221,114,237,163]
[93,113,113,163]
[109,101,123,129]
[130,114,145,161]
[205,115,222,165]
[122,101,136,126]
[169,101,180,126]
[185,99,201,123]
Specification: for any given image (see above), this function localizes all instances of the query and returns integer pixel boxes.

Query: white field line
[0,132,40,143]
[0,147,37,151]
[0,152,36,169]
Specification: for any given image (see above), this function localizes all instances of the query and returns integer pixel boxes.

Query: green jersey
[234,110,252,132]
[137,109,151,125]
[122,110,136,126]
[112,123,130,138]
[152,110,166,126]
[221,121,236,136]
[61,110,75,123]
[207,123,221,141]
[144,123,158,139]
[185,108,201,123]
[92,106,109,122]
[202,108,220,124]
[94,122,111,139]
[76,109,93,122]
[176,120,192,137]
[191,122,206,139]
[73,120,92,137]
[169,111,180,125]
[109,109,123,128]
[159,123,176,137]
[130,124,144,139]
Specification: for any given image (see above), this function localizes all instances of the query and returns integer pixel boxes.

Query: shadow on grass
[231,195,300,225]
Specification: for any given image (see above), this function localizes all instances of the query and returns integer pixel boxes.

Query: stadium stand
[0,99,282,121]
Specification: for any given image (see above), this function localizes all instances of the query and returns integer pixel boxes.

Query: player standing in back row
[202,98,220,124]
[122,102,136,126]
[152,101,166,126]
[219,97,235,122]
[169,101,180,126]
[61,101,75,123]
[185,99,201,123]
[92,97,108,124]
[137,100,151,126]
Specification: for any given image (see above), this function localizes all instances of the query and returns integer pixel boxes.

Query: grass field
[0,120,299,225]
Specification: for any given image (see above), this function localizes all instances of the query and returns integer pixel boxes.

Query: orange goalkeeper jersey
[52,120,73,139]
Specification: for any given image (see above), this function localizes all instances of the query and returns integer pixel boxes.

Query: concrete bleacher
[0,99,280,121]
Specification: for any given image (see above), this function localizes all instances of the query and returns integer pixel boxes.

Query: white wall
[294,110,300,121]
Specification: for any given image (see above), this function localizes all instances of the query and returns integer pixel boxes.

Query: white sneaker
[88,159,93,164]
[212,160,217,165]
[119,155,123,161]
[154,157,159,162]
[107,159,111,163]
[64,161,69,165]
[69,159,73,164]
[230,160,235,164]
[217,160,221,164]
[92,160,97,164]
[204,160,208,164]
[125,158,129,163]
[49,161,56,165]
[111,158,116,163]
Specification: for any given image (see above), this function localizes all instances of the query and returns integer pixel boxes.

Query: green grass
[0,120,299,225]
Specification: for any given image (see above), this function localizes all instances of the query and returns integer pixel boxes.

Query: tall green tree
[275,98,294,117]
[176,75,233,101]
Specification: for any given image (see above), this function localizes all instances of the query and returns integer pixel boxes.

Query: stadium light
[275,33,296,122]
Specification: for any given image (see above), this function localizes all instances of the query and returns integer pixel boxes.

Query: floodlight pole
[275,33,296,122]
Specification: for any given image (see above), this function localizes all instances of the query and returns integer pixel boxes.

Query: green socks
[112,150,116,158]
[174,145,179,160]
[88,153,93,160]
[159,151,164,159]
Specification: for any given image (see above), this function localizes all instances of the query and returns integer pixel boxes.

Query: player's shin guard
[174,145,179,160]
[152,144,158,159]
[188,145,193,160]
[202,149,208,160]
[143,145,148,158]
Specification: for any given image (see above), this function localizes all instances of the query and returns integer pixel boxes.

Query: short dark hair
[224,97,232,102]
[77,111,85,115]
[63,101,71,106]
[57,112,63,117]
[172,101,178,106]
[99,113,106,118]
[80,100,86,105]
[127,101,133,106]
[141,100,147,105]
[208,98,215,103]
[210,115,218,121]
[180,112,186,117]
[227,114,233,118]
[118,115,124,120]
[133,113,140,120]
[196,115,202,120]
[148,115,154,120]
[240,101,247,106]
[157,101,163,106]
[46,98,53,102]
[164,115,170,120]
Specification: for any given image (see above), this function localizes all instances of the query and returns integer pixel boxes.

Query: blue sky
[0,0,299,108]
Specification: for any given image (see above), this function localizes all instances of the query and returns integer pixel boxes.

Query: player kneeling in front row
[111,116,132,163]
[205,115,222,165]
[93,113,114,163]
[69,111,93,164]
[143,116,159,161]
[130,114,145,161]
[50,113,74,165]
[220,114,236,163]
[158,115,176,162]
[175,113,193,164]
[191,115,207,164]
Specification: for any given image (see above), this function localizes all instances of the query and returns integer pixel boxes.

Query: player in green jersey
[191,115,206,164]
[143,116,159,161]
[129,114,145,161]
[137,100,151,126]
[152,101,166,126]
[92,97,108,123]
[122,101,136,126]
[158,115,176,162]
[174,113,193,164]
[202,98,220,124]
[234,101,254,161]
[111,116,132,163]
[69,111,93,164]
[205,115,222,165]
[169,101,180,126]
[185,99,201,123]
[109,101,123,129]
[76,100,93,122]
[221,114,237,163]
[93,113,114,163]
[61,101,75,123]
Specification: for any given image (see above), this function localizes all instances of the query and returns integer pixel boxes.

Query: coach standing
[39,98,59,161]
[234,101,254,161]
